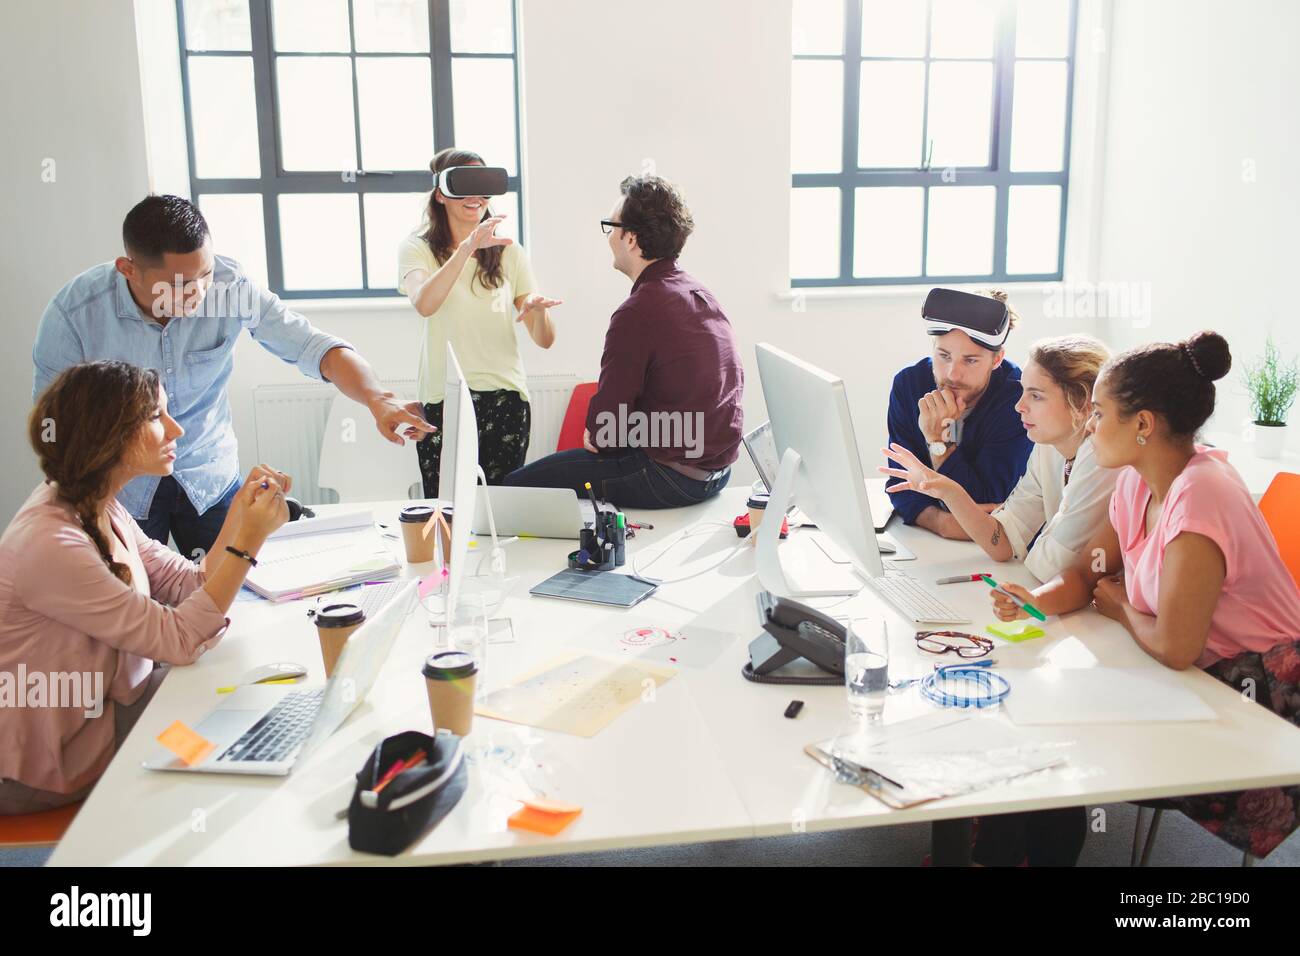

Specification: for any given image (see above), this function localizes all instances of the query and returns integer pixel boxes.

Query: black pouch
[347,730,467,856]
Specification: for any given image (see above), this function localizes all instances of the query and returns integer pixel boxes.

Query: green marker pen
[980,575,1047,622]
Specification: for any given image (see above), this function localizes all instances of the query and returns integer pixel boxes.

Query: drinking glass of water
[844,617,889,725]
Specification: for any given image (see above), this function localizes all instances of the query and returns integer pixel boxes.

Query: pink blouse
[1109,448,1300,667]
[0,483,229,794]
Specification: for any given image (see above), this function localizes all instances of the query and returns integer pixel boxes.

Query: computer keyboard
[866,573,972,625]
[311,580,405,622]
[218,688,325,763]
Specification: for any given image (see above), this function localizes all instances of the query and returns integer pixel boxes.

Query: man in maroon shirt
[504,175,744,508]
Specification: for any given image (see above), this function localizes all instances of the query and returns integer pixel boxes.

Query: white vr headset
[433,166,509,199]
[921,287,1011,351]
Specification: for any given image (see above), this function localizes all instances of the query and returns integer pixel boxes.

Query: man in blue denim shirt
[32,195,432,559]
[884,289,1033,539]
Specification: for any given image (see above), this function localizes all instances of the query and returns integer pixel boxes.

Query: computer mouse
[876,537,896,554]
[240,662,309,686]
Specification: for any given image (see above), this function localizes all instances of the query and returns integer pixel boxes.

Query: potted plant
[1243,337,1299,459]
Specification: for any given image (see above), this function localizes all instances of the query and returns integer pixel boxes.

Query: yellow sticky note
[986,620,1046,642]
[508,800,583,836]
[157,720,216,766]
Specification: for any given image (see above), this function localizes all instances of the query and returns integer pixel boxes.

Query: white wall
[0,0,151,522]
[240,0,1071,490]
[1096,0,1300,436]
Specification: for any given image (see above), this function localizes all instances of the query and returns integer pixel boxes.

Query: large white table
[49,489,1300,866]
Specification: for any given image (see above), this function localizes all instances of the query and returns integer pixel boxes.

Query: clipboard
[805,744,936,809]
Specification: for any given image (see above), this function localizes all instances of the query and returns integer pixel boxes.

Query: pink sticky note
[418,572,441,600]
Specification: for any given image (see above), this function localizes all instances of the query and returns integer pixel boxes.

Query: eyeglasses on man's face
[600,220,624,236]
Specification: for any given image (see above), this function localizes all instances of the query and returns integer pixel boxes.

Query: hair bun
[1184,331,1232,382]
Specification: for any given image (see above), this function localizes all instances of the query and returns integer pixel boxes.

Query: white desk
[1202,429,1299,499]
[50,490,1300,866]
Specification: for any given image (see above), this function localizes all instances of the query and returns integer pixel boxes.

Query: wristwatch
[928,440,948,458]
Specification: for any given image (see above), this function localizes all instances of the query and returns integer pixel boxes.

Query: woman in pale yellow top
[398,148,560,496]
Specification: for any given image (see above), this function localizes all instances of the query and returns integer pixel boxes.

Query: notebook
[529,569,658,608]
[244,516,400,602]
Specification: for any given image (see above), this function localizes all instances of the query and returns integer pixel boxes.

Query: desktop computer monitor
[754,343,883,597]
[438,343,479,623]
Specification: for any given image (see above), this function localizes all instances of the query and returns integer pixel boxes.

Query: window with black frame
[790,0,1076,287]
[176,0,522,299]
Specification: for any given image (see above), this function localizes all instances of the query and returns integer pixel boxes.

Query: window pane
[926,62,993,168]
[858,62,924,168]
[272,0,350,52]
[854,187,922,277]
[1006,185,1062,274]
[1010,60,1068,171]
[929,0,996,58]
[488,191,520,243]
[198,194,268,289]
[860,0,925,57]
[451,58,518,176]
[188,57,261,178]
[791,60,843,174]
[790,187,840,280]
[363,192,430,289]
[279,194,362,290]
[353,0,429,53]
[1016,0,1071,58]
[357,58,433,171]
[792,0,843,55]
[925,186,995,276]
[277,57,357,171]
[183,0,250,51]
[450,0,513,53]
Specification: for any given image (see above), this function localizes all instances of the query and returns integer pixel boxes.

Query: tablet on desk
[529,569,658,608]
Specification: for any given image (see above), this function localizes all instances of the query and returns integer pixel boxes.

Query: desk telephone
[742,591,847,686]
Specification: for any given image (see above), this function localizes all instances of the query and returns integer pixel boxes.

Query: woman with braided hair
[0,361,291,814]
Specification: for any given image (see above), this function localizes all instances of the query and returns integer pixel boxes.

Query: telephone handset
[743,591,847,685]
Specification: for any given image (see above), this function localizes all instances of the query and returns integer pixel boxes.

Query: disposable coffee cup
[399,505,437,564]
[438,505,454,569]
[422,650,477,736]
[315,603,365,678]
[747,492,770,532]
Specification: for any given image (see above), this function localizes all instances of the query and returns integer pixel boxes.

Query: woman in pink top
[0,361,291,814]
[993,332,1300,860]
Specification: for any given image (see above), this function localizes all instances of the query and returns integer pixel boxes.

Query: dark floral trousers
[416,389,531,498]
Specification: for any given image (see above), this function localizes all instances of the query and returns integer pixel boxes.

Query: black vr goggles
[433,165,509,199]
[921,288,1010,351]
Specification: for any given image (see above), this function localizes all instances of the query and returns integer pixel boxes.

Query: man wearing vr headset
[884,288,1033,537]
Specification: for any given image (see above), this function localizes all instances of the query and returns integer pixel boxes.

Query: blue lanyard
[920,660,1010,709]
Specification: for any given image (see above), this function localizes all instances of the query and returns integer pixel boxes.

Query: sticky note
[508,799,583,836]
[986,620,1046,642]
[157,721,216,766]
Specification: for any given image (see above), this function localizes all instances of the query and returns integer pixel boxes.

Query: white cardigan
[990,437,1117,583]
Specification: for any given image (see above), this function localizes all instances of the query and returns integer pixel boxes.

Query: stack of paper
[243,511,400,602]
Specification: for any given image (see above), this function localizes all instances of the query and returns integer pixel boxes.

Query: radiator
[252,374,580,504]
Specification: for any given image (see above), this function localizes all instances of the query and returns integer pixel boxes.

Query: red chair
[1259,471,1300,588]
[556,382,598,452]
[0,801,84,850]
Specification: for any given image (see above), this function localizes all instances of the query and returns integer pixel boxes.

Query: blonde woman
[881,334,1115,582]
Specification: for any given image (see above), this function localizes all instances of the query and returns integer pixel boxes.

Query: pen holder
[346,730,467,856]
[594,512,626,567]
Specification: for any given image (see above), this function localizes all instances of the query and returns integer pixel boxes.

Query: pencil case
[347,729,467,856]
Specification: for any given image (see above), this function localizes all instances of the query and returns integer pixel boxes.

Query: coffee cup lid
[423,651,477,680]
[747,493,770,510]
[316,603,364,627]
[399,505,436,523]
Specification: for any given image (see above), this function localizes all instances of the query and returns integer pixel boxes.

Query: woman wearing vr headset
[984,332,1300,864]
[398,148,561,496]
[880,334,1117,582]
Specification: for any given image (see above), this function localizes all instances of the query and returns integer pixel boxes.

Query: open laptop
[470,485,591,539]
[743,420,895,532]
[142,580,418,777]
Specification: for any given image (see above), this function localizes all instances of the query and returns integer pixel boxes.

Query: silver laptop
[743,421,895,532]
[142,580,418,776]
[470,485,592,539]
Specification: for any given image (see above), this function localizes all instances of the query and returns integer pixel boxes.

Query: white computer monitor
[438,343,479,623]
[754,343,884,597]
